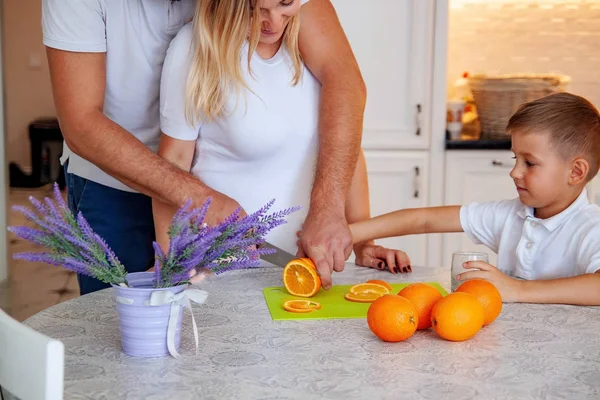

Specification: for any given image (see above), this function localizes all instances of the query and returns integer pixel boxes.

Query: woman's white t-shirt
[160,23,321,254]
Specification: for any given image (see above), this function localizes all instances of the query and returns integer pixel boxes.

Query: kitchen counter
[445,138,512,150]
[444,124,512,150]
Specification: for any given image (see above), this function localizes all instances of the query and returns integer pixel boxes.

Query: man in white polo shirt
[42,0,366,294]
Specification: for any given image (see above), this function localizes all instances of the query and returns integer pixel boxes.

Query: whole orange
[367,295,418,342]
[456,279,503,326]
[397,283,443,330]
[430,292,484,342]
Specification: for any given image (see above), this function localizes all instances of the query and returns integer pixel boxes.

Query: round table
[25,264,600,399]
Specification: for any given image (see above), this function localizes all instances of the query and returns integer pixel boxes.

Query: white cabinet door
[442,151,517,268]
[331,0,434,150]
[364,151,429,267]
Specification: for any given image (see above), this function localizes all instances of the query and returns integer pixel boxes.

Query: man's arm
[46,49,239,224]
[296,0,367,288]
[349,206,464,244]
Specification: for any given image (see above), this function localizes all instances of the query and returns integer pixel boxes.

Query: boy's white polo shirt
[460,188,600,280]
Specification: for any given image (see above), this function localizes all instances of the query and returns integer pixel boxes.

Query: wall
[448,0,600,107]
[3,0,56,171]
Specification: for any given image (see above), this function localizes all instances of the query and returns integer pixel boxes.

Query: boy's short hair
[506,92,600,181]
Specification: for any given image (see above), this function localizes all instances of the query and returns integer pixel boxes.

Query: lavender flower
[153,199,300,287]
[9,183,300,289]
[8,183,128,286]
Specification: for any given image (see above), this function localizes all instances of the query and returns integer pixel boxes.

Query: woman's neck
[255,40,283,60]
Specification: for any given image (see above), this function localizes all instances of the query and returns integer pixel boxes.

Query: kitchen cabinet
[364,150,429,267]
[442,151,516,268]
[332,0,435,150]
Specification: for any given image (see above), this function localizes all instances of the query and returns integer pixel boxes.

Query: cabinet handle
[415,104,422,136]
[491,159,510,167]
[413,166,420,198]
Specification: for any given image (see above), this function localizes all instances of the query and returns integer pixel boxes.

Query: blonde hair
[185,0,302,125]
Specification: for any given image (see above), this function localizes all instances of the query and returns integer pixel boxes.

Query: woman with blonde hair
[154,0,411,286]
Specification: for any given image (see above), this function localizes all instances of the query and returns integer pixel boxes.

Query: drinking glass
[451,251,489,292]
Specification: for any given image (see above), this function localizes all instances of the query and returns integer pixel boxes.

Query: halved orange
[283,300,322,313]
[366,279,392,291]
[344,292,384,303]
[283,258,321,297]
[349,283,390,296]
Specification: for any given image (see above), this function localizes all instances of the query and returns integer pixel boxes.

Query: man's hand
[457,261,522,303]
[204,192,247,227]
[296,208,352,290]
[354,243,411,274]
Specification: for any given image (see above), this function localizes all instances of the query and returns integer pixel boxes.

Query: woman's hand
[354,243,412,274]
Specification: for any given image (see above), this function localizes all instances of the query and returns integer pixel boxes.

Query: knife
[259,241,298,268]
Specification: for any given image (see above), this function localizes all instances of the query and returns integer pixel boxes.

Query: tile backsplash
[448,0,600,107]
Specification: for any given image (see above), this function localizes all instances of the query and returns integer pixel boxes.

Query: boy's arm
[349,206,464,244]
[517,231,600,305]
[517,272,600,305]
[460,261,600,306]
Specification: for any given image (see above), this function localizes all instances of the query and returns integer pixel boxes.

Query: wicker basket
[469,74,571,139]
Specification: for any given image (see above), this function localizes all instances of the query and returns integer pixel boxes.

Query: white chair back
[0,308,63,400]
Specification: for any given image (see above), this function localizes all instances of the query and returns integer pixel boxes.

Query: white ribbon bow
[149,288,208,358]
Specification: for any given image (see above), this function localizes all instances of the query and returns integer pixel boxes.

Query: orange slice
[283,258,321,297]
[366,279,392,291]
[344,292,384,303]
[349,283,390,296]
[283,300,322,313]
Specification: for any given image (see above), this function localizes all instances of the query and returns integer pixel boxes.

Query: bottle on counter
[454,71,472,103]
[449,71,479,139]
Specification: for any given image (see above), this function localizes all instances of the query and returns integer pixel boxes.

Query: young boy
[350,92,600,306]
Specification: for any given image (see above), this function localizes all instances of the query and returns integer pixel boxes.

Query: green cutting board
[263,282,448,321]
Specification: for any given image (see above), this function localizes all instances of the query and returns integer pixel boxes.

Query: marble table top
[25,264,600,399]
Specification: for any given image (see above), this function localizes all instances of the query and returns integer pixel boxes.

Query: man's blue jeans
[65,170,156,295]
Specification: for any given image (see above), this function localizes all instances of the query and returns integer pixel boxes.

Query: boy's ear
[569,157,590,185]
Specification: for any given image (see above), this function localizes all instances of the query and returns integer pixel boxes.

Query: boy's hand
[457,261,522,302]
[354,243,412,274]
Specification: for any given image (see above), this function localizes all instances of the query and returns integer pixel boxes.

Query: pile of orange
[279,258,503,342]
[367,279,502,343]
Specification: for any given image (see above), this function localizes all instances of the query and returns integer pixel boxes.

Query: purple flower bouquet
[8,184,299,357]
[8,184,299,288]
